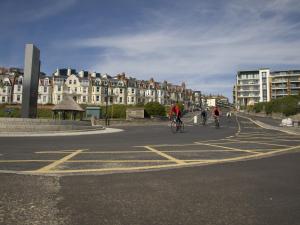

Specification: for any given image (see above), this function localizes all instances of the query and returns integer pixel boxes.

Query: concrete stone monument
[21,44,40,118]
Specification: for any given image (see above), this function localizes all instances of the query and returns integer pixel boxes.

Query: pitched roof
[52,95,85,111]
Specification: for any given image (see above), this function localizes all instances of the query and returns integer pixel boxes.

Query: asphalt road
[0,114,300,225]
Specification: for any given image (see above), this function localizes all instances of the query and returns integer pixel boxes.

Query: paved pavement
[0,114,300,224]
[239,113,300,135]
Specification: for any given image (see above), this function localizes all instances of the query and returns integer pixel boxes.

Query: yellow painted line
[35,151,74,154]
[144,146,186,164]
[161,149,252,153]
[194,142,261,154]
[36,151,150,154]
[134,143,199,148]
[236,136,299,141]
[68,160,171,163]
[25,145,300,174]
[227,139,292,147]
[0,160,54,163]
[35,149,84,173]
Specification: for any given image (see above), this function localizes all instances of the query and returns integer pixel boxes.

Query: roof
[52,95,85,112]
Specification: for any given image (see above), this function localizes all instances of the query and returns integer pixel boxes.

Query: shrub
[37,108,53,118]
[144,102,166,117]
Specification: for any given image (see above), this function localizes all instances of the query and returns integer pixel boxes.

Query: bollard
[193,115,198,124]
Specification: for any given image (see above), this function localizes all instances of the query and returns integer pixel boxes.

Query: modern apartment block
[271,70,300,98]
[235,68,300,108]
[0,67,201,110]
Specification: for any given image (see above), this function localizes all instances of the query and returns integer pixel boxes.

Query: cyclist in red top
[169,103,182,124]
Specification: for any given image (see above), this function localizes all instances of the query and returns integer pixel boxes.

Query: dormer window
[69,80,72,84]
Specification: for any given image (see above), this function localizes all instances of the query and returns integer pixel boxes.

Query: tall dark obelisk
[21,44,40,118]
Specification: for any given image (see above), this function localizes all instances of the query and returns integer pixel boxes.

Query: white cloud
[64,0,300,98]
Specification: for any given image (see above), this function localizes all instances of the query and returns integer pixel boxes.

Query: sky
[1,0,300,100]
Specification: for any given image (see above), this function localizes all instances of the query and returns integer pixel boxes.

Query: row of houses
[0,67,202,109]
[233,69,300,108]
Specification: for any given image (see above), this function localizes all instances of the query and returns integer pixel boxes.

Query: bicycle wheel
[180,122,185,133]
[170,121,177,133]
[215,118,220,128]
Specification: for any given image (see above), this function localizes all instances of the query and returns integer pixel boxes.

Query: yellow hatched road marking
[144,146,186,164]
[226,139,292,147]
[35,149,85,173]
[194,142,261,154]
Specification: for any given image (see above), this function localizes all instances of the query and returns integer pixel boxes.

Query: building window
[58,86,61,92]
[131,97,134,102]
[110,97,113,103]
[43,96,46,102]
[44,87,47,93]
[75,87,77,93]
[83,87,87,93]
[74,80,77,84]
[132,88,134,94]
[119,97,122,103]
[96,87,100,92]
[17,85,21,92]
[2,97,5,102]
[68,87,71,92]
[120,88,123,94]
[96,96,100,101]
[69,80,72,84]
[128,97,130,102]
[17,95,20,101]
[83,96,86,102]
[57,95,61,101]
[2,88,6,93]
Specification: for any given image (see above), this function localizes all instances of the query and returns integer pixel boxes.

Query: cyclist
[212,106,221,127]
[169,103,182,124]
[226,111,232,119]
[200,108,208,125]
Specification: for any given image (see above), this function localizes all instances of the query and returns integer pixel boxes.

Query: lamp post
[105,85,109,126]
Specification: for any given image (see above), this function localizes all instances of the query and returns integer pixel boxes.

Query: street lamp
[105,84,109,126]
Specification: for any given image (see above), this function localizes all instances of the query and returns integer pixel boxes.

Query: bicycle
[214,116,220,128]
[201,115,207,125]
[170,116,184,133]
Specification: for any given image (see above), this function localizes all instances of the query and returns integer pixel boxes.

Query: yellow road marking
[144,146,186,164]
[68,160,174,163]
[35,149,84,173]
[194,142,261,154]
[235,136,300,141]
[0,160,54,163]
[227,139,291,147]
[161,150,251,153]
[36,151,150,154]
[25,145,300,174]
[135,143,199,148]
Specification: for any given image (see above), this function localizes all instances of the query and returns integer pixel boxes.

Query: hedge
[248,95,300,116]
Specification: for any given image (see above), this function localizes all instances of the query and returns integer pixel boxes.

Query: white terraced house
[0,76,13,104]
[0,67,199,110]
[12,75,23,104]
[38,77,52,104]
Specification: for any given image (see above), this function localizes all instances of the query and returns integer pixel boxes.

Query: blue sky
[1,0,300,100]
